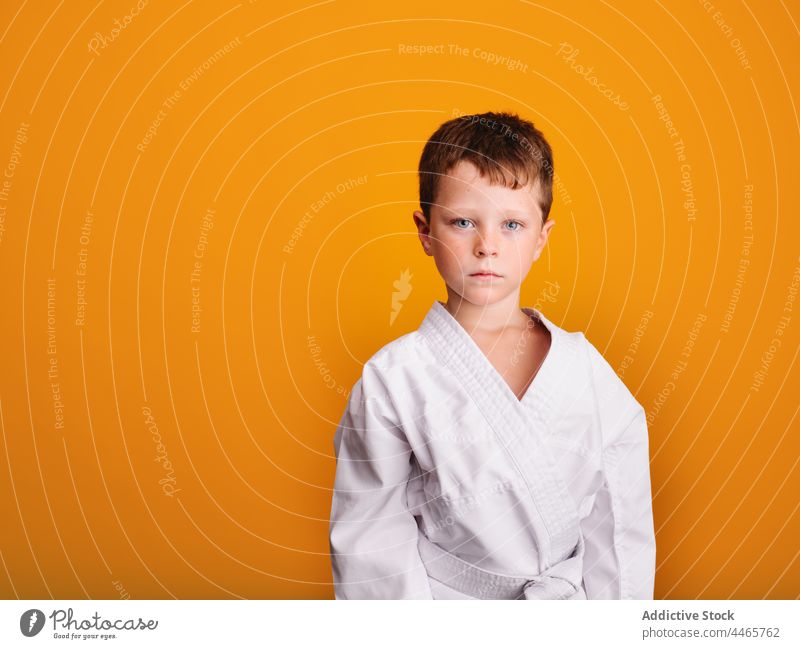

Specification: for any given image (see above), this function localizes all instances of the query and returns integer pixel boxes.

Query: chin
[462,289,508,305]
[447,278,510,302]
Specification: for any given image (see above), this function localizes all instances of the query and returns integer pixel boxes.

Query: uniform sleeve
[580,338,656,599]
[329,366,433,599]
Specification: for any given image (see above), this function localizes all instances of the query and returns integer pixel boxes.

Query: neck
[441,288,529,335]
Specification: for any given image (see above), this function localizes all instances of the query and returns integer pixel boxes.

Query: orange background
[0,0,797,599]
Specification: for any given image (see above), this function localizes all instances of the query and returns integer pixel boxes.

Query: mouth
[469,272,501,277]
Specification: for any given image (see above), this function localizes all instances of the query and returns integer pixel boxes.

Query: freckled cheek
[433,236,472,278]
[435,233,468,258]
[503,242,536,275]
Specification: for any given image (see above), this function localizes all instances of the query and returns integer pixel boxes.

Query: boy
[329,111,655,599]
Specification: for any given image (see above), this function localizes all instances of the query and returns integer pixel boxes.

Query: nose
[474,228,499,258]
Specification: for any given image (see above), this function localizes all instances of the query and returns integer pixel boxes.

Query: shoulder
[341,331,432,441]
[529,307,583,348]
[545,318,644,440]
[579,331,646,441]
[352,329,432,397]
[363,329,426,370]
[577,333,634,398]
[530,308,593,377]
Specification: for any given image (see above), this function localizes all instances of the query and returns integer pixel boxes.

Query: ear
[532,219,555,261]
[413,209,432,256]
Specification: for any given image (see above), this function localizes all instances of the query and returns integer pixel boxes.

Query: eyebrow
[442,206,534,218]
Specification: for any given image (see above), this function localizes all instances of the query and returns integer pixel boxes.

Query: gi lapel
[419,300,582,570]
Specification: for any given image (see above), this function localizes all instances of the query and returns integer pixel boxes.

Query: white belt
[418,534,586,600]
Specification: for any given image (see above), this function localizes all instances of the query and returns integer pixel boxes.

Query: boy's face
[413,160,555,308]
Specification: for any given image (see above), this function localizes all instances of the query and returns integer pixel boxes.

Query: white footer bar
[1,600,797,648]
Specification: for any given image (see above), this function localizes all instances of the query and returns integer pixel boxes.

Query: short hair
[417,111,554,224]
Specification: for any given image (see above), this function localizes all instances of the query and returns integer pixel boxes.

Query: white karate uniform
[329,300,656,599]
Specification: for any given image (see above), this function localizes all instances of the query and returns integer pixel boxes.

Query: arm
[581,406,656,599]
[580,335,656,599]
[329,366,433,599]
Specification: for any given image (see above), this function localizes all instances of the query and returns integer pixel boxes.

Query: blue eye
[448,218,524,230]
[451,218,473,228]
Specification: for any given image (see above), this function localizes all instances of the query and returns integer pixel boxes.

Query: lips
[470,271,501,277]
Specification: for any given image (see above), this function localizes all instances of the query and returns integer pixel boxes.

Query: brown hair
[417,111,554,224]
